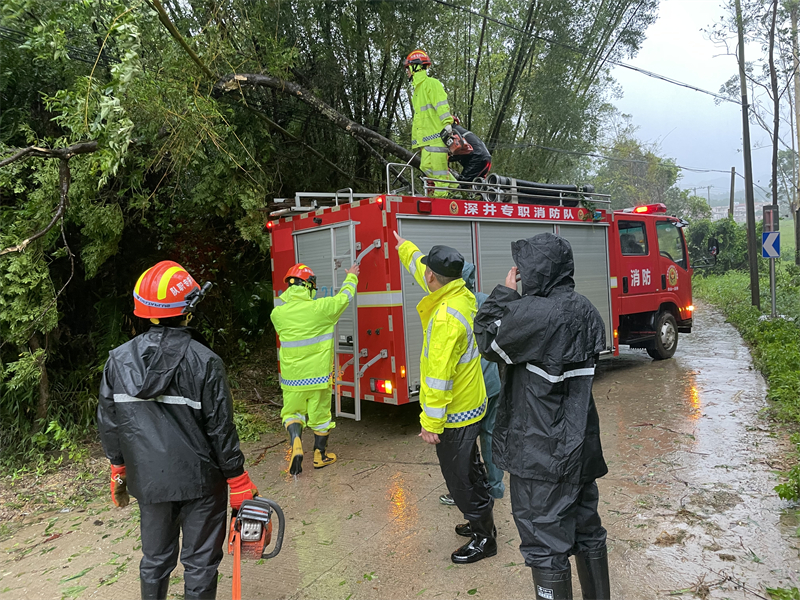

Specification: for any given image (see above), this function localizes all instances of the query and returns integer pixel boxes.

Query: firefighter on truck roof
[98,260,258,600]
[393,230,497,565]
[270,262,360,475]
[404,49,458,197]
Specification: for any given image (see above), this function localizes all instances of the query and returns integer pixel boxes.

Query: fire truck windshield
[656,221,686,269]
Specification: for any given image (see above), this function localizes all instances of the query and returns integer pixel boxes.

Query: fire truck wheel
[646,311,678,360]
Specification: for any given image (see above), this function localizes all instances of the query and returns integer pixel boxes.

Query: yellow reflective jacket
[410,69,454,150]
[270,273,358,391]
[399,241,486,433]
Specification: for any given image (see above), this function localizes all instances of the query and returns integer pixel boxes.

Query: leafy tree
[591,122,682,210]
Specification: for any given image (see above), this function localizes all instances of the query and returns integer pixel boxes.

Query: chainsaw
[441,127,473,156]
[228,497,285,600]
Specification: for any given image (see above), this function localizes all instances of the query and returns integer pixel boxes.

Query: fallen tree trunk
[215,73,420,170]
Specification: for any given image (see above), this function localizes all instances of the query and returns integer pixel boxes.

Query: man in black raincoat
[98,261,257,600]
[474,233,611,600]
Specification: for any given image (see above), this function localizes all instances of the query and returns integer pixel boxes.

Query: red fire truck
[267,186,694,420]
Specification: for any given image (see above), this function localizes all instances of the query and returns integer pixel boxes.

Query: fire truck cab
[268,185,693,420]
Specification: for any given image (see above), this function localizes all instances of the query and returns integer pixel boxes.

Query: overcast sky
[610,0,774,198]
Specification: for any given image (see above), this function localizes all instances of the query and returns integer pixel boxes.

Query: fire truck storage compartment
[294,224,356,352]
[397,217,613,395]
[397,219,475,392]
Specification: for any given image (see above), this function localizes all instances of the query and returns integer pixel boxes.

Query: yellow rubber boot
[287,423,303,475]
[313,434,337,469]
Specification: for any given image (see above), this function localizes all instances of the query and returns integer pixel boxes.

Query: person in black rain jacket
[98,261,257,600]
[474,233,610,600]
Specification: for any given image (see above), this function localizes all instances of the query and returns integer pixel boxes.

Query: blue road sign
[762,232,780,258]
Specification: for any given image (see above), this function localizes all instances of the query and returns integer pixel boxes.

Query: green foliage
[0,349,43,450]
[232,400,274,443]
[694,266,800,500]
[685,218,751,275]
[591,120,708,215]
[774,434,800,502]
[767,586,800,600]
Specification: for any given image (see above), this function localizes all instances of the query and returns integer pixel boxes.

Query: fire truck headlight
[687,305,694,312]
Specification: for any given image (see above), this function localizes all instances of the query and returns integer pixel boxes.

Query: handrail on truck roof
[421,176,612,207]
[268,167,612,218]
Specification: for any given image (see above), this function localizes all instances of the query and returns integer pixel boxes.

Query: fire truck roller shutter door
[556,225,613,353]
[295,226,356,348]
[476,222,552,296]
[397,219,475,391]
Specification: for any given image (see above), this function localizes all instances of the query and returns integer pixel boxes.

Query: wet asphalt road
[2,302,798,599]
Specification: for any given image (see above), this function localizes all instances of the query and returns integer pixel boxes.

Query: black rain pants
[510,476,607,571]
[436,420,494,521]
[139,489,227,598]
[457,159,492,183]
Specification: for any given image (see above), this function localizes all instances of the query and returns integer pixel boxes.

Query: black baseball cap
[421,245,464,277]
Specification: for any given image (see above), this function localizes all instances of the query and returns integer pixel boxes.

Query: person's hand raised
[505,267,519,289]
[392,231,407,250]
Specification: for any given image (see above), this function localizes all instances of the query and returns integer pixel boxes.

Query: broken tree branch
[215,73,421,170]
[0,141,98,256]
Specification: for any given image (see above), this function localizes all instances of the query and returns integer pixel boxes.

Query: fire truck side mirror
[708,237,719,257]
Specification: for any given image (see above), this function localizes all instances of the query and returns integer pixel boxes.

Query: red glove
[110,464,130,508]
[227,471,258,510]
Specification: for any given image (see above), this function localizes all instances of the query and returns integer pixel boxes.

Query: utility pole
[736,0,761,308]
[792,2,800,265]
[729,167,736,218]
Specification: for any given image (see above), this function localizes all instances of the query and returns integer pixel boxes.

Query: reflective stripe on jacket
[270,273,358,391]
[410,69,453,149]
[398,241,486,433]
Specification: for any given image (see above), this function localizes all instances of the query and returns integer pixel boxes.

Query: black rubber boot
[313,433,336,468]
[287,423,303,475]
[575,546,610,600]
[141,577,169,600]
[451,512,497,564]
[532,567,573,600]
[184,577,218,600]
[455,522,497,538]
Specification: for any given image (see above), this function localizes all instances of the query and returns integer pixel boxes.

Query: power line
[493,140,771,194]
[429,0,740,106]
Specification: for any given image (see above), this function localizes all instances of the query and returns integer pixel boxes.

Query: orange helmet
[133,260,200,319]
[404,49,431,68]
[285,263,316,290]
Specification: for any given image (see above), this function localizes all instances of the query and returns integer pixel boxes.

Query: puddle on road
[598,302,799,598]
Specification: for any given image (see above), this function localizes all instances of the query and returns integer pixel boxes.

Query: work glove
[110,464,130,508]
[227,471,259,510]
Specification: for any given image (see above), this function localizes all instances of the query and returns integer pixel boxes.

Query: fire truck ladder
[334,237,381,421]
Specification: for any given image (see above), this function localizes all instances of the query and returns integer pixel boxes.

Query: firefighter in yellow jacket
[393,231,496,564]
[270,262,359,475]
[404,50,457,196]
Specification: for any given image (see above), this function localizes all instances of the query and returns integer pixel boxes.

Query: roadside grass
[693,263,800,502]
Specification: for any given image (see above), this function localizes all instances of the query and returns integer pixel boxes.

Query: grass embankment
[693,265,800,502]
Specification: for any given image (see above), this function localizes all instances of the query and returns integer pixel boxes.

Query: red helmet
[285,263,316,290]
[133,261,200,319]
[404,50,431,68]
